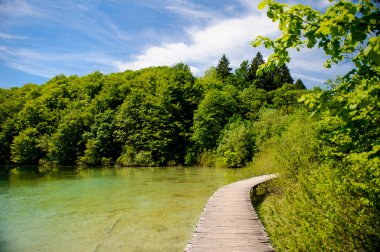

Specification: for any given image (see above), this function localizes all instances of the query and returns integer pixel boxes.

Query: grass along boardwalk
[185,174,277,252]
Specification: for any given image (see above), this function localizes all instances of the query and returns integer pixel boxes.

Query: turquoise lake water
[0,166,244,252]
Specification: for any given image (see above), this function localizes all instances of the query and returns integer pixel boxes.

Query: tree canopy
[0,51,305,167]
[216,54,232,80]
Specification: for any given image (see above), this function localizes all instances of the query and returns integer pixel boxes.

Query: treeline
[0,53,307,167]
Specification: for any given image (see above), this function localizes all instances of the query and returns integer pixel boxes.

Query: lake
[0,166,245,252]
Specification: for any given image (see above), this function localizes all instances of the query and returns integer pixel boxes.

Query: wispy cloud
[0,32,28,40]
[1,0,130,48]
[0,46,120,78]
[288,46,353,87]
[0,0,132,78]
[0,0,41,17]
[292,73,326,84]
[165,0,214,21]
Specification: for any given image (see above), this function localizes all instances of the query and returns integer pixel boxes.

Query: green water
[0,166,244,252]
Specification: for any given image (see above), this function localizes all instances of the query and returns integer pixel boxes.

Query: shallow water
[0,166,243,252]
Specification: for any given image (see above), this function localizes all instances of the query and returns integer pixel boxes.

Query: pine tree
[294,79,306,90]
[248,52,265,82]
[281,64,293,84]
[216,54,232,80]
[273,64,293,89]
[249,51,272,90]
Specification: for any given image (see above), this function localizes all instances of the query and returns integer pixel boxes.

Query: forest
[0,0,379,250]
[0,52,306,167]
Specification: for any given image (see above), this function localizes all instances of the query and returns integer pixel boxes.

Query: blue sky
[0,0,352,89]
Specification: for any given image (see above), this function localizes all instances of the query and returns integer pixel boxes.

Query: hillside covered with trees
[0,53,306,167]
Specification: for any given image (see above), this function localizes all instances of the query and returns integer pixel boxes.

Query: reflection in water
[0,166,244,252]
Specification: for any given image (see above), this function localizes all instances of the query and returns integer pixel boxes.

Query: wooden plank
[185,174,276,252]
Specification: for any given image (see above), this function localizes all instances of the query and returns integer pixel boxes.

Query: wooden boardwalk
[185,174,276,252]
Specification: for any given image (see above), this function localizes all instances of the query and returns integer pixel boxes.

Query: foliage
[0,64,202,166]
[273,64,293,88]
[250,0,380,250]
[11,127,42,164]
[114,65,199,166]
[47,109,90,165]
[216,54,232,81]
[239,86,267,120]
[268,84,307,110]
[250,114,379,251]
[234,60,251,89]
[0,0,377,250]
[216,119,254,168]
[249,51,265,82]
[191,85,239,152]
[251,108,289,151]
[294,78,306,90]
[0,47,303,167]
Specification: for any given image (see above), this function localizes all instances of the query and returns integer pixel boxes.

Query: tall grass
[246,109,379,251]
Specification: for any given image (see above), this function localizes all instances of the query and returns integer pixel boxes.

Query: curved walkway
[185,174,276,252]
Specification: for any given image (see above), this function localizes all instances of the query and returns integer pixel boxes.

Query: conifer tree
[249,52,265,82]
[273,64,293,89]
[216,54,232,80]
[249,51,273,90]
[294,79,306,90]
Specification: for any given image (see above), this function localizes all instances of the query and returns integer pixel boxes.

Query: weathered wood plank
[185,174,276,252]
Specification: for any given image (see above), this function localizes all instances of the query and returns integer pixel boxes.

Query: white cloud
[0,32,28,40]
[118,13,278,73]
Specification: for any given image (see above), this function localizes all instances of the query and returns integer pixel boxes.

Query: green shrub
[248,109,380,251]
[134,151,154,167]
[197,150,217,167]
[252,109,290,151]
[116,146,155,167]
[216,120,254,167]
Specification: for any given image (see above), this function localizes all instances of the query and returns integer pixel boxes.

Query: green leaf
[323,61,331,68]
[251,39,262,47]
[364,36,380,65]
[317,24,329,35]
[258,0,268,10]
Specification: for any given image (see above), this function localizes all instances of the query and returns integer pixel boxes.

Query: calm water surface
[0,166,245,252]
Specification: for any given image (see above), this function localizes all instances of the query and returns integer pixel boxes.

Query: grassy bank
[245,109,379,251]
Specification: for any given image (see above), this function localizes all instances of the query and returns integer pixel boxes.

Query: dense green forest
[0,0,379,250]
[0,53,306,167]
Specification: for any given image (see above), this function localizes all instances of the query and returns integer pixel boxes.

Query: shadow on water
[0,166,12,180]
[0,229,9,252]
[0,165,90,181]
